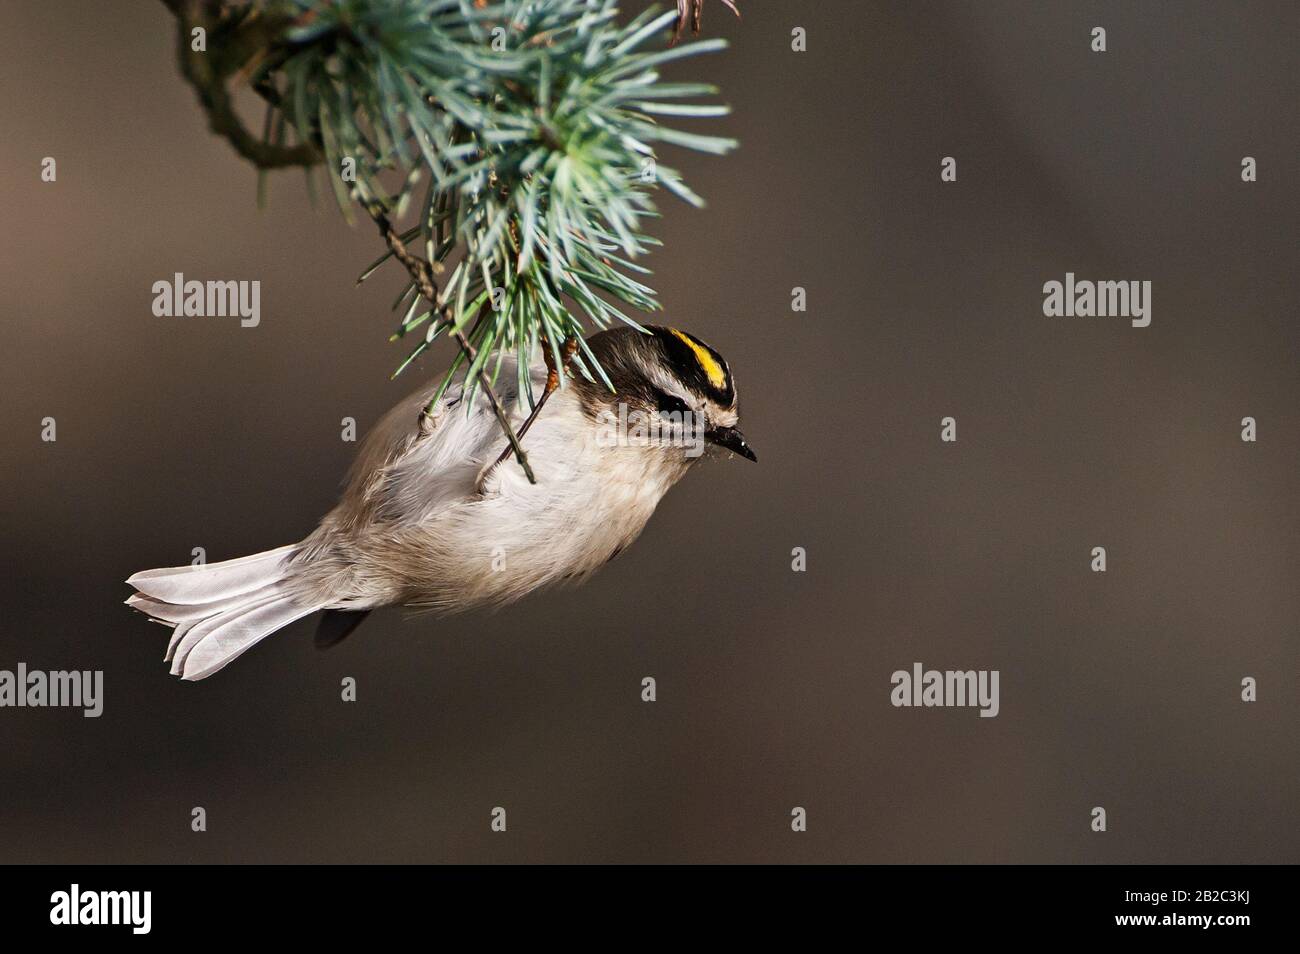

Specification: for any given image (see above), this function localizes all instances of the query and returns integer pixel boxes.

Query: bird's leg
[485,336,579,479]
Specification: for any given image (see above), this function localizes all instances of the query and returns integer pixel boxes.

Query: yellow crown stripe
[670,329,727,389]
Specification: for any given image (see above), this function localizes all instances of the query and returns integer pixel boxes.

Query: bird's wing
[336,351,549,524]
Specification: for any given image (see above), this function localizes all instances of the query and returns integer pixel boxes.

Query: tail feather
[181,598,317,681]
[169,588,285,677]
[127,591,250,625]
[126,545,297,603]
[165,621,194,663]
[127,545,321,680]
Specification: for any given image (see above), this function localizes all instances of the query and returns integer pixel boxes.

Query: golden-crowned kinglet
[127,326,755,680]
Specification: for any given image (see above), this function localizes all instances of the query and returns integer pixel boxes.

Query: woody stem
[367,205,536,485]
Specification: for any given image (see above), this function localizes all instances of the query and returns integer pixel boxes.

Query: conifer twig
[157,0,739,489]
[163,0,319,169]
[489,336,579,474]
[368,207,536,485]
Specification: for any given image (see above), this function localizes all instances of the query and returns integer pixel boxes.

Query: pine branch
[158,0,738,480]
[670,0,740,46]
[163,1,320,168]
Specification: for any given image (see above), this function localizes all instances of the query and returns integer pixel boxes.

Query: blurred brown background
[0,1,1296,863]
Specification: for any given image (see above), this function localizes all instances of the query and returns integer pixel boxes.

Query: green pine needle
[255,0,736,399]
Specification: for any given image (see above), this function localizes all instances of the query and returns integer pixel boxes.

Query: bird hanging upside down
[126,326,756,680]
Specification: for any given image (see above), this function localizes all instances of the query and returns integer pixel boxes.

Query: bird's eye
[656,391,692,420]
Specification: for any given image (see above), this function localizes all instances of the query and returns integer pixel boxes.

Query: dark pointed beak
[706,425,757,462]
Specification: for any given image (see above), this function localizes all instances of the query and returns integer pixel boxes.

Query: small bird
[126,325,756,680]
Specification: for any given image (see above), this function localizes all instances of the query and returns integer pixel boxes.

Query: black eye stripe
[655,390,691,416]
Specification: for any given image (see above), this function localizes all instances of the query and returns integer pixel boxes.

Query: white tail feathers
[126,546,318,680]
[127,545,297,603]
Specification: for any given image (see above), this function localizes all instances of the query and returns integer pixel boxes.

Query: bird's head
[578,325,756,463]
